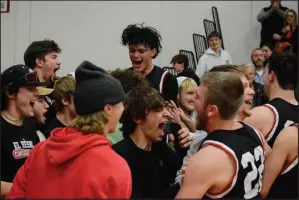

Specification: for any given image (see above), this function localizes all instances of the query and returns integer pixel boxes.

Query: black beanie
[73,61,125,115]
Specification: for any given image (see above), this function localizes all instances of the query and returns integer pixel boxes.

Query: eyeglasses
[287,15,294,18]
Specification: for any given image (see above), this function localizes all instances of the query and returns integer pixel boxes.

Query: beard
[253,60,264,68]
[196,112,208,131]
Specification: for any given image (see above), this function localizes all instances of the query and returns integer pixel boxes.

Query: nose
[249,87,255,96]
[43,100,49,109]
[56,58,61,67]
[163,108,171,119]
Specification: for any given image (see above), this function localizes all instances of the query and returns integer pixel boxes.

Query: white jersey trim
[281,157,298,175]
[263,104,279,142]
[159,71,168,94]
[202,140,239,198]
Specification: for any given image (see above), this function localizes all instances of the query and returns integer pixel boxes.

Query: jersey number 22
[241,146,264,199]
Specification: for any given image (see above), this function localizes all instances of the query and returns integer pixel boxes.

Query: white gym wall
[1,1,298,76]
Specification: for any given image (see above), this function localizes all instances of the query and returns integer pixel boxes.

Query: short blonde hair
[179,78,197,95]
[69,110,108,134]
[201,72,244,120]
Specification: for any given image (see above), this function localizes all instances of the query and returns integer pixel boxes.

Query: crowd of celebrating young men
[1,21,298,199]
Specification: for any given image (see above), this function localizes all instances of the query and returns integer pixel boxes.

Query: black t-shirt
[1,116,40,182]
[200,122,264,199]
[128,66,178,102]
[112,138,181,198]
[177,68,200,86]
[44,116,66,138]
[43,93,57,130]
[263,98,298,147]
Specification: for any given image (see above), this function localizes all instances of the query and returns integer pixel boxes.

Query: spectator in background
[195,31,232,79]
[43,76,77,138]
[243,63,268,107]
[251,48,266,85]
[24,39,62,130]
[273,9,298,55]
[7,61,132,199]
[170,54,200,86]
[257,0,289,47]
[262,43,274,66]
[121,23,178,101]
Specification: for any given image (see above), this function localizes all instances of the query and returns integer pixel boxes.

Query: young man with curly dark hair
[121,23,178,102]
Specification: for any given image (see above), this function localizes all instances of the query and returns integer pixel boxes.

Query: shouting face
[129,44,157,74]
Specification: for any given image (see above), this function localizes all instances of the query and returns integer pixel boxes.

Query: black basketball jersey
[200,122,264,199]
[267,123,298,199]
[263,98,298,147]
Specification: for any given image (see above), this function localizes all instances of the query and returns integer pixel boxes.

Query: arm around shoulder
[176,145,236,199]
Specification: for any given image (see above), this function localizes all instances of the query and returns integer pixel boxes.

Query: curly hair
[110,68,149,93]
[121,23,162,59]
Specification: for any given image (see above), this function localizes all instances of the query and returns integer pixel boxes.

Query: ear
[206,105,218,118]
[150,48,157,58]
[61,97,70,106]
[104,104,113,118]
[133,118,142,124]
[35,58,44,68]
[269,70,276,82]
[5,90,17,100]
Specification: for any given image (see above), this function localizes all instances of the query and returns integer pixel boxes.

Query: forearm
[257,9,272,22]
[182,118,196,133]
[1,181,12,197]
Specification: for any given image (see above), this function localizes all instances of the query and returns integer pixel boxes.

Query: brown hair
[210,65,249,81]
[53,76,76,112]
[120,87,167,138]
[201,72,244,120]
[285,9,298,32]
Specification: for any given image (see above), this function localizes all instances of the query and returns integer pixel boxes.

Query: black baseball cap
[0,64,48,89]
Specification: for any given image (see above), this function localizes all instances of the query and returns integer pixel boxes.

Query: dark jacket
[177,68,200,86]
[258,3,288,47]
[253,81,268,107]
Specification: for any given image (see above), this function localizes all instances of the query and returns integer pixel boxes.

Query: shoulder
[112,139,133,157]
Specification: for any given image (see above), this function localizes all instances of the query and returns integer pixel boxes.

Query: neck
[255,67,264,72]
[207,118,237,133]
[268,87,297,104]
[130,126,152,151]
[56,110,75,126]
[34,68,46,82]
[1,104,24,125]
[211,48,220,53]
[142,62,154,76]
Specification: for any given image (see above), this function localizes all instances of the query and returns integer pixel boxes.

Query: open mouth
[245,99,253,106]
[133,60,143,65]
[158,121,167,130]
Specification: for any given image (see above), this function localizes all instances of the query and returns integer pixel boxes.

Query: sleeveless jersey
[267,123,298,199]
[200,122,264,199]
[263,98,298,147]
